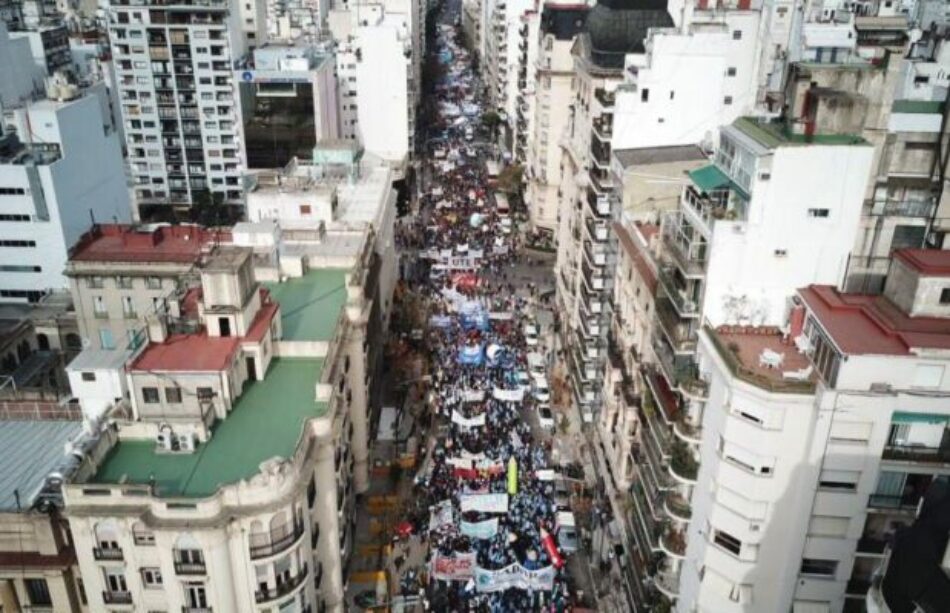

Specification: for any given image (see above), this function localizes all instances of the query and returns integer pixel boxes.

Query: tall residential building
[0,23,130,304]
[481,0,534,143]
[523,2,587,233]
[107,0,260,218]
[512,8,538,164]
[63,233,383,612]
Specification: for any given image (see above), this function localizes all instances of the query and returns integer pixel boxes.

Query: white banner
[460,518,499,540]
[492,387,525,403]
[432,552,478,581]
[451,410,486,428]
[460,389,485,402]
[473,564,556,593]
[432,256,481,271]
[429,500,454,532]
[488,311,513,320]
[460,493,508,514]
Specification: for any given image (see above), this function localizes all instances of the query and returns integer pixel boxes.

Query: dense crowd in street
[392,16,581,613]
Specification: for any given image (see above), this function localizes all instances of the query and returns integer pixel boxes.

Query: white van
[556,511,579,553]
[527,352,545,378]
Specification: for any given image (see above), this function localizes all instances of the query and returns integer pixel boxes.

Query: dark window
[165,387,182,403]
[641,88,649,102]
[727,67,737,76]
[81,372,96,382]
[197,387,214,400]
[732,30,742,39]
[818,479,856,491]
[142,387,160,403]
[724,96,733,105]
[808,208,830,218]
[941,288,950,305]
[713,529,742,556]
[800,558,838,577]
[307,476,317,508]
[25,578,52,606]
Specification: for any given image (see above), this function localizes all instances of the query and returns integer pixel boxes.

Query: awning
[891,411,948,425]
[688,165,733,192]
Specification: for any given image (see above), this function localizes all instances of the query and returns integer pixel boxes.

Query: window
[93,296,107,316]
[141,567,163,587]
[641,88,649,102]
[818,469,860,491]
[103,568,128,594]
[724,96,733,105]
[940,288,950,305]
[122,296,136,318]
[808,208,830,218]
[146,276,162,290]
[732,30,742,39]
[713,529,742,556]
[308,475,317,508]
[300,204,312,216]
[0,239,36,247]
[0,265,41,272]
[82,372,96,382]
[0,214,30,221]
[165,387,182,403]
[25,578,52,606]
[197,387,214,401]
[142,387,160,403]
[800,558,838,577]
[807,516,849,537]
[0,187,26,195]
[727,67,737,77]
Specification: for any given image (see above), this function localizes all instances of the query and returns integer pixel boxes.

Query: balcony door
[185,582,208,608]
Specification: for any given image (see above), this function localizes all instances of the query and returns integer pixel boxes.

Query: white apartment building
[233,43,341,169]
[106,0,260,217]
[63,235,383,612]
[512,9,538,164]
[670,250,950,612]
[481,0,534,140]
[330,4,416,167]
[523,2,587,233]
[0,69,130,303]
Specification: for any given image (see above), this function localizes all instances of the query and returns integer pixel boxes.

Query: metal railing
[881,442,950,465]
[254,563,309,603]
[248,519,305,559]
[93,546,123,561]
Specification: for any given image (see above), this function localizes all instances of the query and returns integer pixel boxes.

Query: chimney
[146,314,167,344]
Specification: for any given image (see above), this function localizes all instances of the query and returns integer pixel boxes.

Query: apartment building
[481,0,533,141]
[0,23,130,303]
[523,2,587,233]
[64,223,227,351]
[0,408,87,612]
[106,0,261,217]
[512,9,538,164]
[63,234,382,612]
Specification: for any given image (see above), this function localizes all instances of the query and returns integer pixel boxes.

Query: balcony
[856,536,888,556]
[662,216,707,278]
[590,168,613,194]
[594,88,615,110]
[93,546,123,561]
[656,266,699,318]
[704,325,817,394]
[102,591,133,605]
[587,189,612,218]
[869,197,935,218]
[630,480,664,552]
[665,491,692,521]
[669,440,698,483]
[652,338,698,391]
[881,442,950,465]
[255,563,309,603]
[592,116,613,141]
[660,528,686,558]
[249,519,305,559]
[867,493,922,513]
[655,562,681,599]
[655,297,697,354]
[174,561,207,575]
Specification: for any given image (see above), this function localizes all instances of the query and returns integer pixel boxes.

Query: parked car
[533,376,551,403]
[556,511,579,553]
[553,479,571,511]
[523,323,539,347]
[537,404,555,431]
[527,352,546,379]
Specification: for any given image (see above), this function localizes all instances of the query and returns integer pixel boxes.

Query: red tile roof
[799,285,950,356]
[69,224,230,264]
[244,290,278,343]
[614,221,658,295]
[893,248,950,277]
[130,334,240,372]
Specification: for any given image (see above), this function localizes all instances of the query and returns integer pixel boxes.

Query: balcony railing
[882,443,950,465]
[249,519,305,559]
[669,441,698,482]
[856,536,887,555]
[594,88,616,109]
[662,218,707,277]
[255,563,309,603]
[656,266,699,317]
[867,493,921,512]
[93,546,123,561]
[665,492,692,521]
[869,198,935,218]
[102,591,132,605]
[174,560,207,575]
[654,297,697,354]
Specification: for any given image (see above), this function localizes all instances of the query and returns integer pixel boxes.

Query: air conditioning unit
[156,430,174,451]
[176,432,197,452]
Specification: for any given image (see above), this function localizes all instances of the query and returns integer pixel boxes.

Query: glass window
[141,567,163,587]
[165,387,182,403]
[800,558,838,577]
[25,579,52,606]
[713,529,742,556]
[142,387,160,403]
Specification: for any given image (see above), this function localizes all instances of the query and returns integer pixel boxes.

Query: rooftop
[264,269,348,342]
[705,325,817,393]
[613,145,706,168]
[799,285,950,356]
[732,116,867,148]
[0,419,82,511]
[68,224,228,265]
[92,358,327,497]
[130,334,240,372]
[893,248,950,277]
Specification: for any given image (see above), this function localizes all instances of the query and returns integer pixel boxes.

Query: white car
[499,217,513,235]
[556,511,579,553]
[524,324,539,347]
[515,370,532,390]
[533,377,551,403]
[537,404,555,431]
[527,352,546,379]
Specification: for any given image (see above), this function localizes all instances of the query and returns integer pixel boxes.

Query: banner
[432,552,478,581]
[451,410,486,428]
[458,344,485,366]
[488,311,513,320]
[492,387,525,403]
[460,389,485,403]
[507,457,518,495]
[429,500,454,532]
[473,564,556,593]
[429,315,453,328]
[460,518,499,540]
[460,493,508,514]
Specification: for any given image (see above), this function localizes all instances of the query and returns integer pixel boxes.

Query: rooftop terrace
[733,116,868,148]
[68,224,228,265]
[705,325,817,393]
[93,358,327,497]
[264,269,348,342]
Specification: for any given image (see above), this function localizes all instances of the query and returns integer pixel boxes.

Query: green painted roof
[688,165,732,192]
[892,99,943,114]
[93,358,327,497]
[733,117,867,148]
[265,269,348,342]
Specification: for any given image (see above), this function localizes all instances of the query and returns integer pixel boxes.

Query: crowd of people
[393,16,580,613]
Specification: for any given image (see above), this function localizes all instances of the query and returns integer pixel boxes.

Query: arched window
[36,334,49,351]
